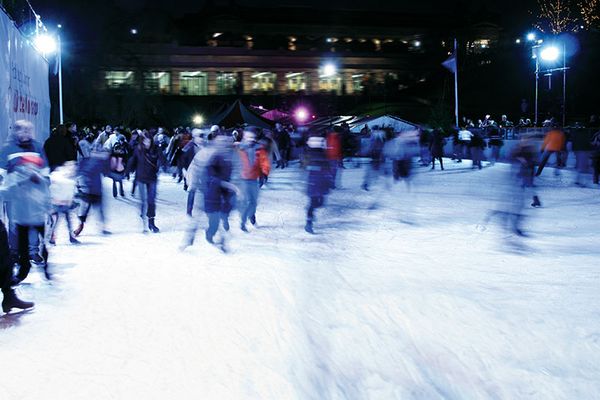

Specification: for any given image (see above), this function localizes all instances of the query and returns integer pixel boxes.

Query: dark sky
[34,0,538,40]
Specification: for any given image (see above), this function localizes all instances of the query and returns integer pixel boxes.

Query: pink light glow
[295,108,309,122]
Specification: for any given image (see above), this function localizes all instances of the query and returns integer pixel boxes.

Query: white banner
[0,8,51,145]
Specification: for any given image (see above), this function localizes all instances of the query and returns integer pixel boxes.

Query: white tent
[350,114,418,133]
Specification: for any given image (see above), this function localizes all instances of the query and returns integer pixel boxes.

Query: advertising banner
[1,8,51,145]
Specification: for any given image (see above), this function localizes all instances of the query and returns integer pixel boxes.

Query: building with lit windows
[76,4,503,124]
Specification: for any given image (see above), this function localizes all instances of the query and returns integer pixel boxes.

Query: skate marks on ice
[1,308,35,329]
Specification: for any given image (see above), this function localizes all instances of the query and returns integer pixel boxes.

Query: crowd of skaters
[1,115,600,313]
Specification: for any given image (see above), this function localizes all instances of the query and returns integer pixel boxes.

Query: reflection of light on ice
[2,161,599,399]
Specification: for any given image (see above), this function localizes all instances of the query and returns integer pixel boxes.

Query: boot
[73,222,84,237]
[531,196,541,207]
[148,218,160,233]
[304,220,314,234]
[250,215,256,226]
[2,288,34,313]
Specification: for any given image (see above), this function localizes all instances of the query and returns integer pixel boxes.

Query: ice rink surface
[2,160,599,399]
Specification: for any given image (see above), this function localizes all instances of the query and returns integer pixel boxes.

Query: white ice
[1,159,599,399]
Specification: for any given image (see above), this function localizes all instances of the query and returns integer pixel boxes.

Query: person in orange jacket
[536,127,566,176]
[326,127,343,189]
[238,129,271,231]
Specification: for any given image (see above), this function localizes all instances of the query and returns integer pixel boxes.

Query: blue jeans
[206,212,221,241]
[240,179,259,224]
[138,181,157,218]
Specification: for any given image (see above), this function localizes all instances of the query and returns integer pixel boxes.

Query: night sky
[35,0,538,39]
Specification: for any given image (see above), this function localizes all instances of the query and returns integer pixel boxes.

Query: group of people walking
[2,116,600,313]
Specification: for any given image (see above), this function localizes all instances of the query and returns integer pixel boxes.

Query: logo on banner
[10,63,39,116]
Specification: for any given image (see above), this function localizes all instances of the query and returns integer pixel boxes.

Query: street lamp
[33,31,63,124]
[192,114,204,125]
[531,42,568,127]
[540,46,559,61]
[321,62,337,77]
[527,32,536,41]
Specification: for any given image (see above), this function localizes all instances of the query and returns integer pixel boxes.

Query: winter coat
[238,143,270,180]
[429,132,446,157]
[305,147,331,197]
[127,146,160,184]
[186,145,217,191]
[541,129,566,152]
[469,132,486,149]
[571,128,593,152]
[50,168,76,207]
[384,132,419,161]
[103,133,124,151]
[181,141,200,170]
[203,149,233,214]
[276,129,291,150]
[78,139,92,159]
[78,150,110,196]
[0,137,51,226]
[44,132,77,170]
[326,132,343,161]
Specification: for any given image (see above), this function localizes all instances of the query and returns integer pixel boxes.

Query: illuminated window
[319,74,342,94]
[286,72,307,92]
[352,74,364,93]
[469,39,492,54]
[143,72,170,94]
[251,72,276,92]
[216,72,238,95]
[105,71,135,89]
[180,71,208,96]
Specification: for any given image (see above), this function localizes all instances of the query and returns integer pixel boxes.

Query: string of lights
[535,0,577,33]
[579,0,600,28]
[535,0,600,33]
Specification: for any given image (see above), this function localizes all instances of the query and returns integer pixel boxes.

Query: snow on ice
[1,160,599,399]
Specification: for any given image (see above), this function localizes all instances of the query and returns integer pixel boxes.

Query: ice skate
[2,289,34,313]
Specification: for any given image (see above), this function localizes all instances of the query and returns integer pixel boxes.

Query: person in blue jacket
[304,135,332,234]
[0,120,52,282]
[73,143,111,236]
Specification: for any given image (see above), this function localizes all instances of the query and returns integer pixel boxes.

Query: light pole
[33,28,63,124]
[57,32,63,124]
[527,35,567,127]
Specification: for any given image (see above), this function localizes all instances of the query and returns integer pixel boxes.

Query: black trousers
[307,196,325,220]
[0,220,13,290]
[16,224,46,282]
[536,151,561,176]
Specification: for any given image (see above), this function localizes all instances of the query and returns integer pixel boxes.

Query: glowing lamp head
[295,108,309,123]
[527,33,536,42]
[192,115,204,125]
[322,63,337,77]
[33,34,57,54]
[540,46,560,62]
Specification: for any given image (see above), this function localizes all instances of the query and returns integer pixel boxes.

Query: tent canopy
[349,114,418,133]
[210,100,273,129]
[261,109,290,122]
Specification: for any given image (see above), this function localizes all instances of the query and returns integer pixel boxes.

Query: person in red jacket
[238,129,270,232]
[326,127,343,189]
